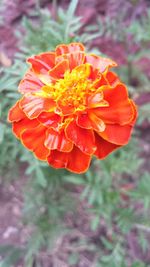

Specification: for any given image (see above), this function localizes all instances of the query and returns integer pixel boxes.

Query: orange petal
[38,112,61,127]
[106,71,120,87]
[55,43,85,56]
[99,124,133,145]
[12,117,39,138]
[45,128,73,152]
[85,54,117,72]
[18,70,44,94]
[56,52,85,71]
[20,95,55,119]
[94,84,135,125]
[130,100,138,125]
[65,121,96,155]
[8,101,25,122]
[87,91,109,109]
[21,125,50,160]
[57,102,75,115]
[88,111,106,132]
[27,52,55,74]
[91,75,108,89]
[47,146,91,174]
[94,133,120,159]
[49,60,69,80]
[76,113,92,129]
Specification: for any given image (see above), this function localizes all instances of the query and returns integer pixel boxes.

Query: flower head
[8,43,137,173]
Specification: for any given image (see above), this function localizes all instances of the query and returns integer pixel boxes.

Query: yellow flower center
[41,64,95,112]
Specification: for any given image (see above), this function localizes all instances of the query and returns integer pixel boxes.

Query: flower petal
[106,71,120,87]
[87,91,109,109]
[55,43,85,56]
[12,118,39,138]
[27,52,55,74]
[130,100,138,125]
[49,60,69,80]
[88,111,106,132]
[8,101,25,122]
[21,125,50,160]
[18,70,44,94]
[38,111,61,127]
[65,121,96,155]
[85,54,117,72]
[45,128,73,152]
[94,133,120,159]
[47,146,91,174]
[76,113,92,129]
[94,84,134,125]
[99,124,133,145]
[20,95,55,119]
[56,52,85,71]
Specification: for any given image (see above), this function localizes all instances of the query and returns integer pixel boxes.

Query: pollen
[42,64,92,111]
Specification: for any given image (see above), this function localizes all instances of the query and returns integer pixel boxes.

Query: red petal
[18,70,44,94]
[88,112,106,132]
[47,146,91,174]
[20,95,55,119]
[56,52,85,71]
[45,128,73,152]
[99,124,133,145]
[76,113,92,129]
[94,133,120,159]
[94,84,135,125]
[130,100,138,125]
[91,75,108,89]
[49,60,69,80]
[27,52,55,74]
[106,71,120,87]
[87,91,109,109]
[38,112,61,127]
[85,54,117,72]
[21,125,49,160]
[8,101,25,122]
[55,43,85,56]
[12,118,39,138]
[65,121,96,155]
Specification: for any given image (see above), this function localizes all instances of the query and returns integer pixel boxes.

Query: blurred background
[0,0,150,266]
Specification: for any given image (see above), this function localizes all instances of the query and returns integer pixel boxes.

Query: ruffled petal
[27,52,55,74]
[76,113,92,129]
[130,100,138,125]
[21,125,49,160]
[45,128,73,152]
[88,112,106,132]
[38,111,61,127]
[55,43,85,56]
[18,70,44,94]
[56,52,85,71]
[47,146,91,174]
[12,118,39,138]
[20,95,55,119]
[99,124,133,145]
[85,54,117,72]
[49,60,69,80]
[87,91,109,109]
[94,133,120,159]
[93,84,134,125]
[65,121,96,155]
[91,75,108,89]
[8,101,25,122]
[106,71,120,87]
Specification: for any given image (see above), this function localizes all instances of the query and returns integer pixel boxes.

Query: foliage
[0,0,150,267]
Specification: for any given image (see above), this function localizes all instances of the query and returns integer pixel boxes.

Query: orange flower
[8,43,137,173]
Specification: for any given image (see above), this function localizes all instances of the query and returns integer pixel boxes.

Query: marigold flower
[8,43,137,173]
